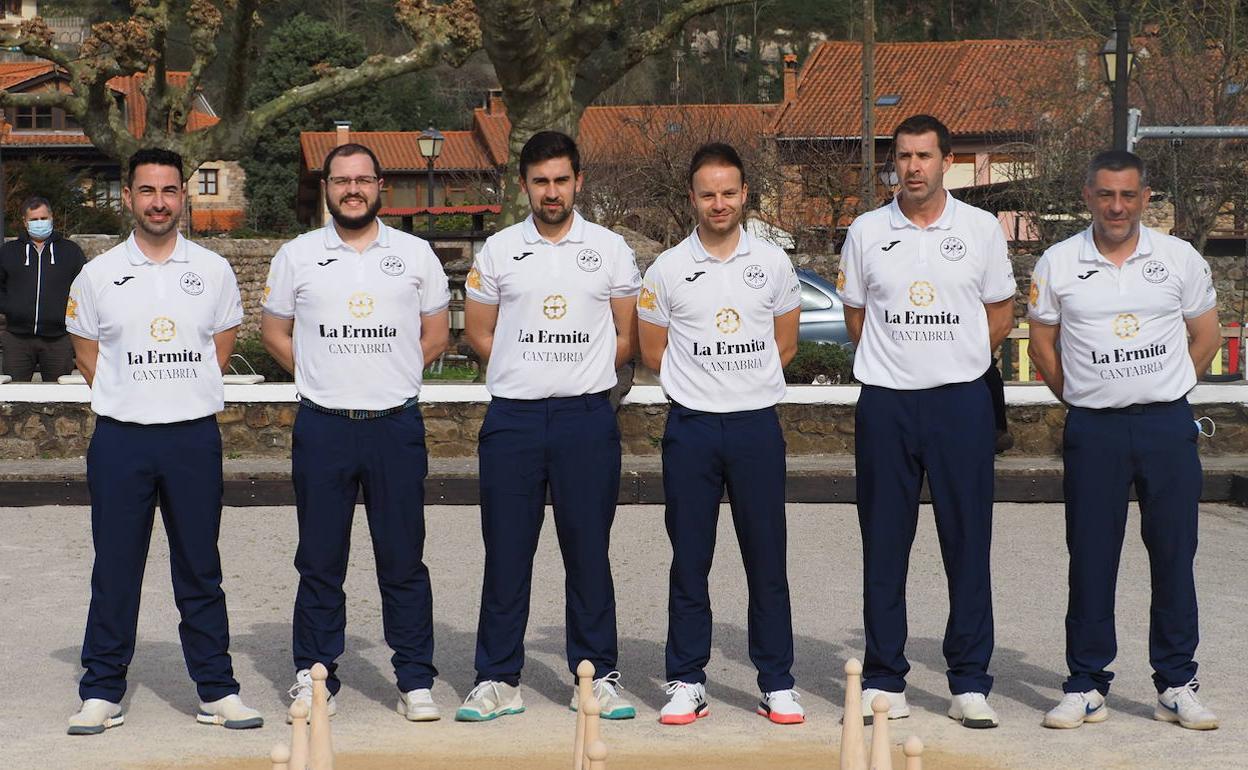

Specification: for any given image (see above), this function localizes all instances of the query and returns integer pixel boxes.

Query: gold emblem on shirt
[348,292,375,318]
[150,316,176,342]
[908,281,935,307]
[467,267,482,290]
[638,287,658,311]
[542,294,568,320]
[1028,279,1039,307]
[65,295,78,321]
[264,285,272,303]
[715,307,742,334]
[836,270,846,293]
[1113,313,1140,339]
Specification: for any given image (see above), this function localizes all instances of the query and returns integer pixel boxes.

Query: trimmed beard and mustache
[328,192,383,230]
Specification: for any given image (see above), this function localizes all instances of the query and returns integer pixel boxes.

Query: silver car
[796,268,851,346]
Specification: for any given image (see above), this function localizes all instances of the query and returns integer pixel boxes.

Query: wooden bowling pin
[271,742,291,770]
[574,660,595,770]
[869,694,893,770]
[308,663,334,770]
[288,700,310,770]
[582,690,602,767]
[841,658,867,770]
[903,736,923,770]
[586,739,608,770]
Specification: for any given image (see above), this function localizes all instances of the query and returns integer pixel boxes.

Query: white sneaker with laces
[197,693,264,729]
[67,698,124,735]
[659,681,709,725]
[757,689,805,724]
[1155,679,1218,730]
[568,671,636,719]
[948,691,999,729]
[397,688,441,721]
[1042,690,1108,729]
[860,688,909,724]
[455,681,525,722]
[286,668,338,724]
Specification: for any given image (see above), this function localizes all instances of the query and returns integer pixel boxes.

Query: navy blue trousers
[1062,400,1202,696]
[855,379,996,695]
[663,403,795,693]
[291,405,436,695]
[474,392,621,686]
[80,416,239,703]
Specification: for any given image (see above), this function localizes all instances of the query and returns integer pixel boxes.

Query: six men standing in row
[60,113,1219,736]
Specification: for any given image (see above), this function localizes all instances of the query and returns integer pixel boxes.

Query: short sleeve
[65,269,97,339]
[262,246,295,319]
[637,263,669,327]
[466,240,499,305]
[772,256,801,315]
[838,226,865,308]
[419,248,451,315]
[213,262,244,333]
[1179,246,1217,319]
[609,240,642,298]
[980,223,1016,303]
[1027,251,1061,325]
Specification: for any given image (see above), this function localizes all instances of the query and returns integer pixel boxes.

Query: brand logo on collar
[180,272,204,296]
[715,307,742,334]
[543,294,568,319]
[940,237,967,261]
[150,317,176,342]
[576,249,602,272]
[743,264,767,289]
[1142,260,1169,284]
[380,256,406,276]
[909,281,936,307]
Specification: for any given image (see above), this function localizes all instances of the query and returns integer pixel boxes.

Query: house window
[198,168,218,196]
[4,0,21,17]
[15,106,53,130]
[92,179,122,210]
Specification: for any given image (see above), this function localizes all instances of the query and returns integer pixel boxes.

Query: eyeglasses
[327,175,379,187]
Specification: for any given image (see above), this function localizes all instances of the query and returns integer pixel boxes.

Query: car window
[799,281,833,311]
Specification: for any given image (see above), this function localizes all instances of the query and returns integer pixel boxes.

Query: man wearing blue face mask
[0,197,87,381]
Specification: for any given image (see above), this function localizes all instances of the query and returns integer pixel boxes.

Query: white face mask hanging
[1194,416,1216,438]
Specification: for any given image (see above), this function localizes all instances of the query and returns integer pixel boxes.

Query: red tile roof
[301,130,494,173]
[771,39,1085,139]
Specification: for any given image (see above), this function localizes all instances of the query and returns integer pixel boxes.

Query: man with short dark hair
[262,141,451,722]
[840,114,1016,728]
[639,142,804,726]
[0,195,87,380]
[66,147,261,734]
[1030,150,1220,731]
[459,130,640,722]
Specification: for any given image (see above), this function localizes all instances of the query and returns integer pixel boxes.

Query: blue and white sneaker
[1155,679,1218,730]
[1042,690,1108,729]
[568,671,636,720]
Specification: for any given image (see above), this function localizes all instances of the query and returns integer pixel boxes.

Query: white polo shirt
[262,221,450,410]
[839,192,1016,389]
[1029,226,1216,408]
[66,233,243,424]
[638,227,799,412]
[466,211,640,399]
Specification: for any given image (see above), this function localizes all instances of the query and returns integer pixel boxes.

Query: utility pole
[1112,8,1131,151]
[861,0,876,209]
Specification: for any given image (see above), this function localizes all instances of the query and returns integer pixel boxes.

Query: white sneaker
[948,692,999,729]
[757,689,805,724]
[67,698,123,735]
[455,681,525,722]
[397,688,441,721]
[286,668,338,724]
[1042,690,1108,729]
[860,688,909,724]
[568,671,637,720]
[197,693,264,729]
[659,681,709,725]
[1155,679,1218,730]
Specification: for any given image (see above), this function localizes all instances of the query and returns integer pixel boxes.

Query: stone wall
[3,399,1245,460]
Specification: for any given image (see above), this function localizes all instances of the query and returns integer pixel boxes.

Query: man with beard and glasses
[261,142,451,722]
[65,147,262,734]
[457,131,640,722]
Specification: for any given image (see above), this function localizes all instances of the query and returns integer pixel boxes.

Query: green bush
[784,340,855,384]
[230,334,294,383]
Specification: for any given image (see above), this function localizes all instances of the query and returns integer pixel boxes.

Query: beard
[328,193,382,230]
[135,207,178,238]
[531,194,575,227]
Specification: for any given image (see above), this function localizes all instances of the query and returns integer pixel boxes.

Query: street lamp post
[417,125,444,237]
[1100,10,1136,151]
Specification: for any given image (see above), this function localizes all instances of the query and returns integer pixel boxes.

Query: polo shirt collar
[1079,225,1154,264]
[521,210,586,245]
[124,232,190,265]
[887,190,956,231]
[688,226,751,263]
[323,219,391,251]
